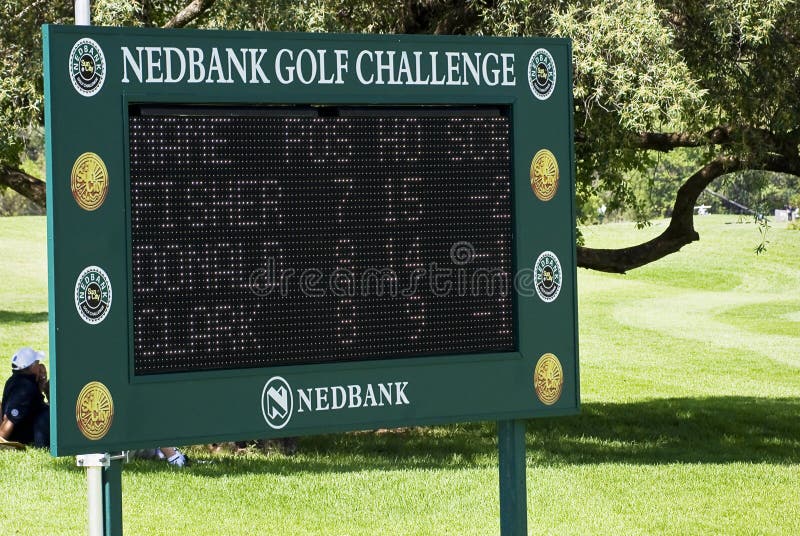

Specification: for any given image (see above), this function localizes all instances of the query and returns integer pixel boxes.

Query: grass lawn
[0,214,798,535]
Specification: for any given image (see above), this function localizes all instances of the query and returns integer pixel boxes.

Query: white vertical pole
[86,466,104,536]
[77,454,108,536]
[73,4,101,533]
[75,0,91,26]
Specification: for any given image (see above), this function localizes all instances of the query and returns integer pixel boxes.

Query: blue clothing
[2,372,49,448]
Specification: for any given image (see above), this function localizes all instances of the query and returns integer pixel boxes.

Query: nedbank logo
[69,38,106,97]
[262,376,293,429]
[528,48,555,101]
[261,376,411,429]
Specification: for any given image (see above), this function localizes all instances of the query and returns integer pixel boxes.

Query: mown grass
[0,214,798,535]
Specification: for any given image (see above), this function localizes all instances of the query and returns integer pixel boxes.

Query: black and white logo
[69,38,106,97]
[10,409,19,418]
[261,376,293,429]
[534,251,562,303]
[528,48,556,101]
[74,266,112,324]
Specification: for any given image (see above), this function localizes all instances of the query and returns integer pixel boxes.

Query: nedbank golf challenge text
[120,46,517,87]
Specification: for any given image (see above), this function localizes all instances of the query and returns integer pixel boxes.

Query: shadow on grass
[0,310,48,324]
[530,396,800,465]
[119,396,799,477]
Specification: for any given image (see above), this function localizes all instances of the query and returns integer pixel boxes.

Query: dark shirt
[2,372,48,445]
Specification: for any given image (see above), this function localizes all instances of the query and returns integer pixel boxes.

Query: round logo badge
[69,38,106,97]
[528,48,556,100]
[74,266,112,324]
[76,381,114,440]
[534,353,563,405]
[530,149,559,201]
[71,153,109,211]
[534,251,562,303]
[262,376,293,430]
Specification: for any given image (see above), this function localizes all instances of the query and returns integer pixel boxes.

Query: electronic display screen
[129,106,515,374]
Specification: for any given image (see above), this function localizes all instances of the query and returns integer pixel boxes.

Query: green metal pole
[102,456,123,536]
[498,419,527,536]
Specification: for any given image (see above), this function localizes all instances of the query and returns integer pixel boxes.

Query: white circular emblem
[528,48,556,101]
[69,38,106,97]
[261,376,293,430]
[10,409,19,418]
[534,251,562,303]
[74,266,113,324]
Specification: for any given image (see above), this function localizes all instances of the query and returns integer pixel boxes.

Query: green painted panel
[44,25,578,456]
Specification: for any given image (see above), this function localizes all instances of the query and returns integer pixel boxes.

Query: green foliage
[754,215,770,254]
[551,1,706,131]
[0,2,72,169]
[644,150,700,216]
[714,170,799,213]
[669,0,800,136]
[191,0,408,33]
[479,1,708,226]
[92,0,144,27]
[598,147,703,222]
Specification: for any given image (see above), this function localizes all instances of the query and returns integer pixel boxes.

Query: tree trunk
[163,0,217,28]
[0,166,46,208]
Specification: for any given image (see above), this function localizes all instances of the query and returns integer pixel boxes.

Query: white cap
[11,347,44,371]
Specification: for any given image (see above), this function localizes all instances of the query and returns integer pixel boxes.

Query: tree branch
[397,0,485,35]
[630,131,706,151]
[162,0,216,29]
[626,126,735,152]
[622,125,794,154]
[15,0,47,20]
[433,1,482,35]
[0,166,46,208]
[138,0,154,27]
[577,156,741,273]
[577,125,744,151]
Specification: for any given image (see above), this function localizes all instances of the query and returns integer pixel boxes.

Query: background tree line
[1,0,798,270]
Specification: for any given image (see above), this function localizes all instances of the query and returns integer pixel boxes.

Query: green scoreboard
[44,25,578,456]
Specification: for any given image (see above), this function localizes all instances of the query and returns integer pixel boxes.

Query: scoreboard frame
[44,25,578,456]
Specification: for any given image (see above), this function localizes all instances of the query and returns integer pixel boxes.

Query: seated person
[1,347,50,448]
[131,447,188,467]
[154,446,188,467]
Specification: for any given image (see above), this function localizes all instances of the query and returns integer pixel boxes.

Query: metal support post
[78,454,108,536]
[75,0,91,25]
[77,452,127,536]
[498,419,527,536]
[102,453,125,535]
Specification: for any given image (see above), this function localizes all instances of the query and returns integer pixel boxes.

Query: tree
[0,0,214,205]
[2,0,799,273]
[478,0,800,272]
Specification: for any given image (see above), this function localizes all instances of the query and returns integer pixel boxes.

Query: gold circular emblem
[70,152,109,211]
[533,353,563,405]
[75,381,114,440]
[530,149,559,202]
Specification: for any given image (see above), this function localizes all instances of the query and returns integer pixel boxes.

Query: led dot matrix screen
[129,106,515,374]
